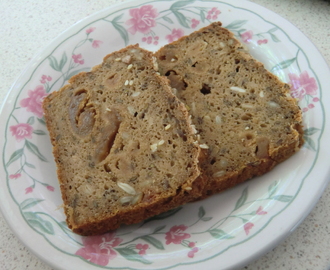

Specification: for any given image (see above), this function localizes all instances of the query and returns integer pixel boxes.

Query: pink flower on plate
[25,187,33,194]
[10,123,33,142]
[86,27,96,34]
[165,225,191,245]
[9,173,21,179]
[244,222,254,235]
[289,71,318,100]
[40,75,52,84]
[240,30,253,43]
[207,7,221,20]
[188,247,199,258]
[136,243,149,255]
[46,185,55,192]
[92,40,103,48]
[72,54,84,65]
[256,206,267,215]
[166,28,184,43]
[20,85,47,118]
[188,242,195,248]
[75,232,122,266]
[191,18,200,29]
[126,5,158,35]
[257,39,268,45]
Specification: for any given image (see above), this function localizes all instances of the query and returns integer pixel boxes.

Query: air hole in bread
[244,132,254,140]
[104,163,111,173]
[200,83,211,95]
[210,158,216,165]
[165,70,187,90]
[176,129,187,141]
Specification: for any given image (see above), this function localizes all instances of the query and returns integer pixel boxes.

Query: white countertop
[0,0,329,269]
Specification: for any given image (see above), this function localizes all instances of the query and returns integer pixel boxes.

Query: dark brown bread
[43,45,204,235]
[155,22,304,198]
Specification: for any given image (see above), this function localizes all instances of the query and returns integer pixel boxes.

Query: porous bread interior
[43,45,201,235]
[155,22,303,196]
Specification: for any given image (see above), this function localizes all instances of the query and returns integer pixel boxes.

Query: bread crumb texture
[155,22,304,197]
[43,45,202,235]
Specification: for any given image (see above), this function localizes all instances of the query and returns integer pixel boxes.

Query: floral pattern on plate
[0,0,326,269]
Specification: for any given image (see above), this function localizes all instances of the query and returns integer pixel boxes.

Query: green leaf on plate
[198,206,206,218]
[271,58,296,72]
[162,16,174,24]
[269,33,280,42]
[115,247,152,264]
[25,140,48,162]
[48,55,60,71]
[25,162,36,169]
[170,0,195,10]
[33,130,47,135]
[141,235,165,250]
[237,28,247,35]
[20,198,44,210]
[144,207,183,223]
[172,10,190,28]
[225,20,248,30]
[112,21,129,46]
[268,27,278,33]
[200,10,205,23]
[271,195,293,202]
[201,216,212,222]
[208,228,234,240]
[234,186,248,211]
[27,116,35,125]
[58,52,67,71]
[6,148,24,167]
[153,225,166,233]
[23,211,54,235]
[112,13,124,23]
[268,181,278,198]
[303,136,316,151]
[37,117,46,125]
[304,127,320,136]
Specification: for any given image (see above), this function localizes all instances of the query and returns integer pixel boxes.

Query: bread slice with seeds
[43,44,204,235]
[155,22,304,198]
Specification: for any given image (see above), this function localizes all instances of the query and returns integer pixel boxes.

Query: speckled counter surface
[0,0,329,269]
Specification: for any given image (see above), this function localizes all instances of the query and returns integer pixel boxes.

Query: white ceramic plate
[1,0,329,269]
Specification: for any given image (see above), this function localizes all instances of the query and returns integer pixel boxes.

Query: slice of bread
[43,45,204,235]
[155,22,304,198]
